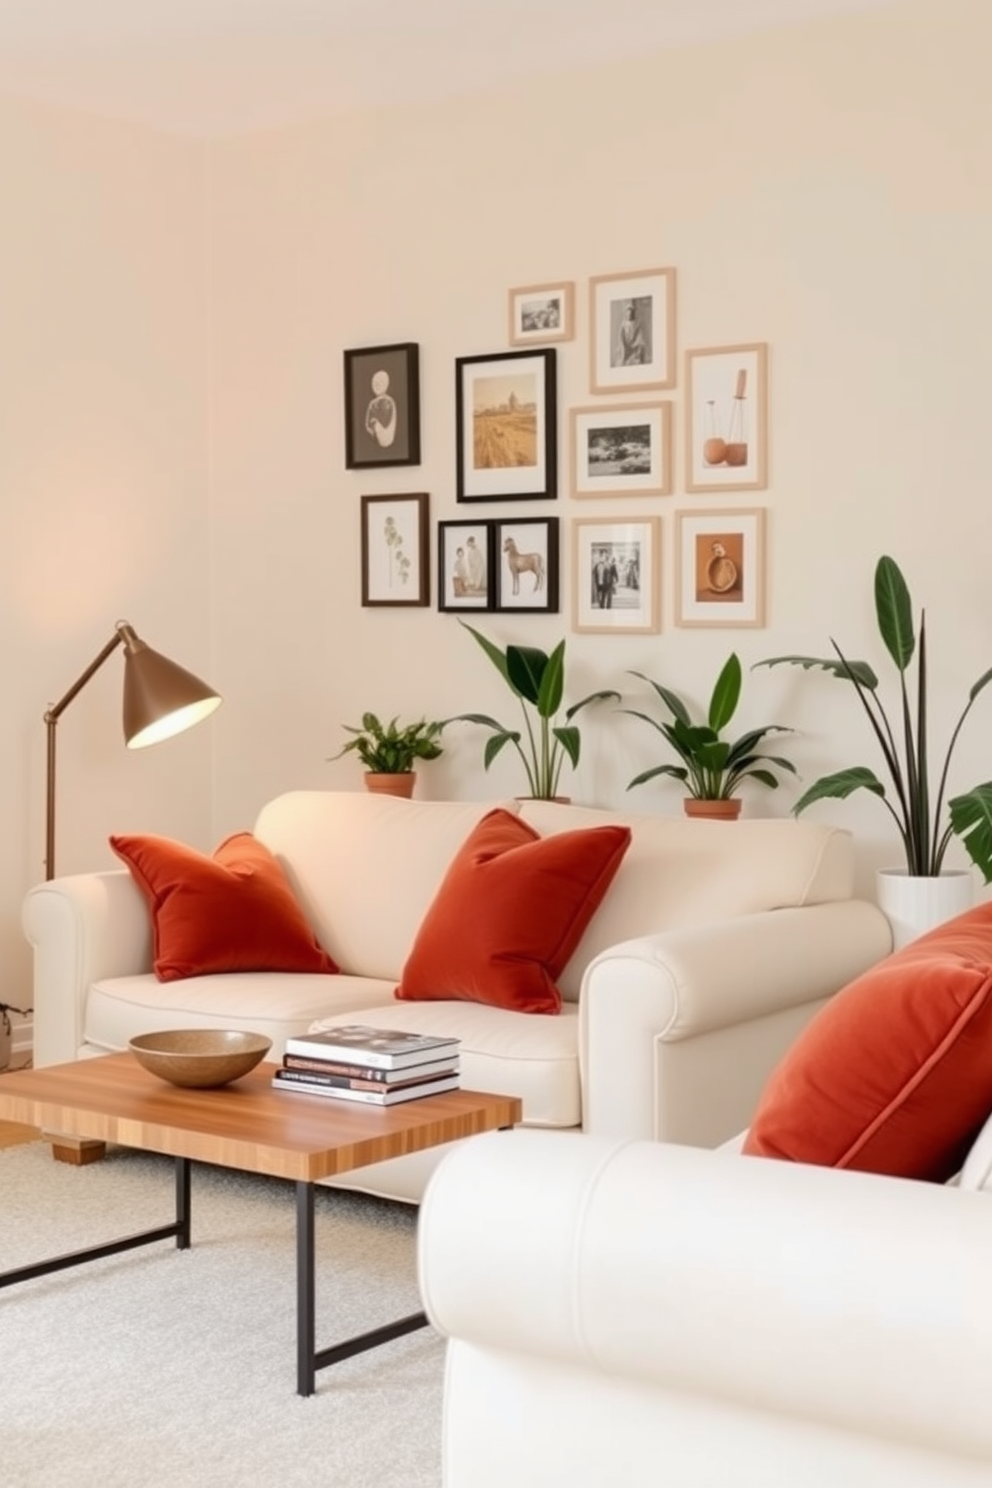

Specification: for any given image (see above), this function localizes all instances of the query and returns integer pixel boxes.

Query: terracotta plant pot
[683,798,741,821]
[364,772,416,799]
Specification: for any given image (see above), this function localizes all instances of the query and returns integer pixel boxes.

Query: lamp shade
[120,628,221,749]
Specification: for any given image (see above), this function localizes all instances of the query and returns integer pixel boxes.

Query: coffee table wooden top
[0,1054,522,1182]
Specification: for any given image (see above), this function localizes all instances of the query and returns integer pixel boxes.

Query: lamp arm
[44,623,133,880]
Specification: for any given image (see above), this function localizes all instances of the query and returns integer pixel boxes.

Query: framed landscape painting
[675,507,766,627]
[344,342,421,470]
[685,343,768,492]
[571,516,661,634]
[507,281,575,346]
[437,519,495,612]
[569,402,672,499]
[589,268,676,394]
[455,349,557,501]
[494,516,559,613]
[360,493,429,607]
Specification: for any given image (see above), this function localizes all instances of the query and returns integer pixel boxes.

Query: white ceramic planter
[875,867,974,952]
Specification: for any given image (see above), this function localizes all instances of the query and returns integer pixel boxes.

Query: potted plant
[622,652,797,818]
[329,712,444,798]
[755,555,992,942]
[450,623,619,800]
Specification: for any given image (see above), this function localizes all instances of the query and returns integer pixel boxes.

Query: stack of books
[271,1024,461,1105]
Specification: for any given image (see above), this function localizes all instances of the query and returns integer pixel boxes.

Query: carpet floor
[0,1142,444,1487]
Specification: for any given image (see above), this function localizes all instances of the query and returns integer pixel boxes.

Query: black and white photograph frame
[507,281,575,346]
[360,493,430,607]
[344,342,421,470]
[494,517,560,614]
[589,268,676,394]
[455,348,557,502]
[437,519,496,612]
[675,507,766,628]
[571,516,661,635]
[685,343,768,492]
[569,402,673,499]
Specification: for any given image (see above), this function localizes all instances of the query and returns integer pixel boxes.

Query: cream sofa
[22,789,890,1200]
[419,1127,992,1487]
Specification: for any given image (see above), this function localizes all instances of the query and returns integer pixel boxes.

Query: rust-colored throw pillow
[395,808,631,1015]
[110,831,339,983]
[743,900,992,1181]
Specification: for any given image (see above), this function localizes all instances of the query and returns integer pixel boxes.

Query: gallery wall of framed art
[341,263,771,633]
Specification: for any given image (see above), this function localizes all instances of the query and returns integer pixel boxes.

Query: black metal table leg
[294,1179,429,1398]
[0,1155,191,1289]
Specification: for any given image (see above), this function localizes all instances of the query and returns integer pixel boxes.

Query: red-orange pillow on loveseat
[743,899,992,1181]
[110,831,338,982]
[395,808,631,1015]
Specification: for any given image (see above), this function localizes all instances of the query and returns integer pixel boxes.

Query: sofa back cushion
[253,792,521,981]
[519,803,855,1000]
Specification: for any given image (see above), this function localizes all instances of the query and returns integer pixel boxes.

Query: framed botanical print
[360,493,429,606]
[494,517,560,613]
[589,268,676,394]
[437,520,495,612]
[344,342,421,470]
[569,402,672,499]
[507,281,575,346]
[685,343,768,492]
[455,349,557,501]
[675,507,766,627]
[571,516,661,634]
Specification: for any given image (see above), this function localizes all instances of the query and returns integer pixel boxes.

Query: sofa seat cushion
[85,972,397,1060]
[308,1001,580,1127]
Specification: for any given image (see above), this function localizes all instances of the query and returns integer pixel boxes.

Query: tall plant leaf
[506,644,549,707]
[874,555,915,673]
[708,653,741,733]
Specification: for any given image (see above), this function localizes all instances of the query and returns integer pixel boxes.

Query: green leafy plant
[329,713,444,774]
[623,652,797,801]
[451,623,619,799]
[755,554,992,880]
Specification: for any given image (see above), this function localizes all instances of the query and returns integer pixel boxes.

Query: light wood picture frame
[675,507,766,628]
[455,349,557,501]
[571,516,661,634]
[685,343,768,492]
[507,281,575,346]
[569,402,672,499]
[360,493,430,607]
[589,267,676,394]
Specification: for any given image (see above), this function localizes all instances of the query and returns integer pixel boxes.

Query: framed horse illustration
[494,517,559,613]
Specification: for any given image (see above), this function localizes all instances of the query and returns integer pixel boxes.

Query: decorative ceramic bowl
[128,1029,272,1088]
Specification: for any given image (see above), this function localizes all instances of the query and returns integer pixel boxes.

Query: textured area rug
[0,1143,443,1487]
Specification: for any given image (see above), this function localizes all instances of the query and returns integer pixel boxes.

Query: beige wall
[0,94,213,1037]
[206,0,992,896]
[2,0,990,1050]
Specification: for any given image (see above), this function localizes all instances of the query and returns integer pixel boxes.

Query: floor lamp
[44,620,222,880]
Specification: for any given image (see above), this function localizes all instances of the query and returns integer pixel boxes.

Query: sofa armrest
[580,898,892,1146]
[419,1129,992,1471]
[22,870,152,1067]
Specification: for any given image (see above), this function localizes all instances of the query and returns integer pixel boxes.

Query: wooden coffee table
[0,1053,521,1395]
